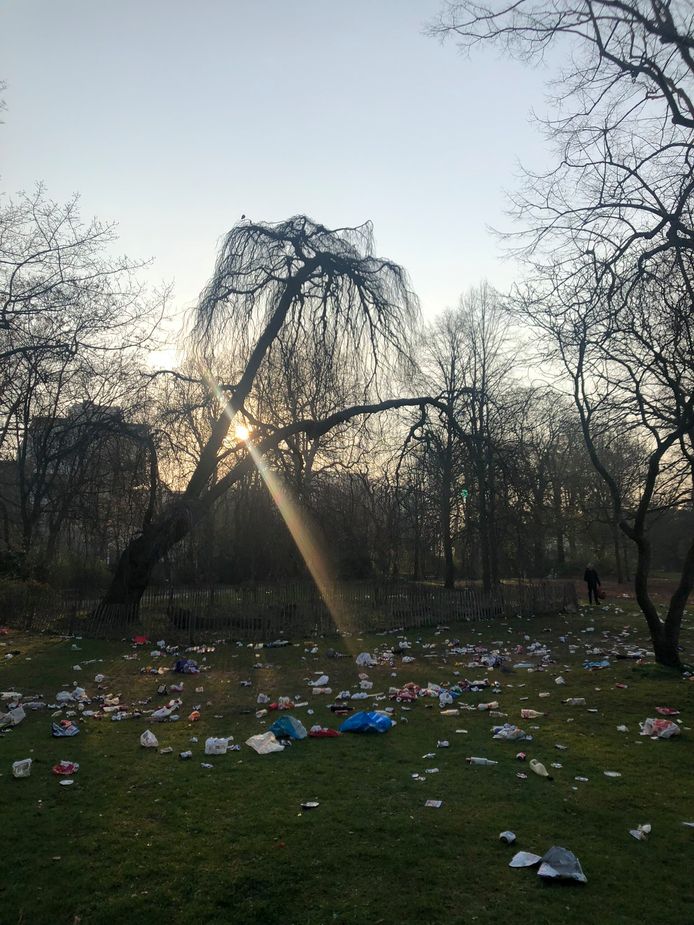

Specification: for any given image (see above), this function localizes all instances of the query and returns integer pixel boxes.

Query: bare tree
[431,0,694,665]
[101,216,444,612]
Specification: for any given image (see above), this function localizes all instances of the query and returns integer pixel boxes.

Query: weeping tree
[102,216,443,612]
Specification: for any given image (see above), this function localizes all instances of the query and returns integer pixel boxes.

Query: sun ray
[245,439,354,642]
[203,369,355,646]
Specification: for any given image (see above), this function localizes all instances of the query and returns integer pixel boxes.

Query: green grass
[1,603,693,925]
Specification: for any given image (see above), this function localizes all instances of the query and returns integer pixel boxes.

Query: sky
[1,0,552,354]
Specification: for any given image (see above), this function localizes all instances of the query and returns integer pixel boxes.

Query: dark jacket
[584,568,600,588]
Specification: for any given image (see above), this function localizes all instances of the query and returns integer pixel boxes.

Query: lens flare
[245,440,351,635]
[202,368,350,637]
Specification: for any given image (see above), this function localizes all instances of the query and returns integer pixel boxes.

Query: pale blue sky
[1,0,550,333]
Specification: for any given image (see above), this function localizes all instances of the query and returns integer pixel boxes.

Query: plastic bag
[7,705,25,726]
[245,732,285,754]
[173,658,199,674]
[640,717,681,738]
[12,758,32,778]
[537,846,587,883]
[52,760,79,775]
[308,725,340,737]
[355,652,375,667]
[205,737,230,755]
[140,729,159,748]
[269,715,308,740]
[339,711,393,734]
[52,720,79,737]
[492,723,530,742]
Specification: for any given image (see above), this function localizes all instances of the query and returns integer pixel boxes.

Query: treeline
[0,190,688,589]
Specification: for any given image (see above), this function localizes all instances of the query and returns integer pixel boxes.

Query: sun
[234,424,250,442]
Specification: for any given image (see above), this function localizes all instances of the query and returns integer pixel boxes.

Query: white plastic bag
[8,705,26,726]
[12,758,32,778]
[640,717,681,738]
[205,737,229,755]
[245,732,284,754]
[140,729,159,748]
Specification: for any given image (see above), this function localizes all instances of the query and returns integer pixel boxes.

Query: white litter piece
[537,846,587,883]
[205,737,230,755]
[245,732,284,755]
[12,758,32,778]
[509,851,542,868]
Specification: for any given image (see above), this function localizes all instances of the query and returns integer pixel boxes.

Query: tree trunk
[651,632,682,668]
[101,500,200,612]
[553,481,565,565]
[631,533,682,669]
[613,524,624,584]
[441,486,455,590]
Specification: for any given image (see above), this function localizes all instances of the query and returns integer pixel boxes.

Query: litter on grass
[537,846,587,883]
[640,718,681,738]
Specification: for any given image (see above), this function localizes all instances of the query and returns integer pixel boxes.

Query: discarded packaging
[246,732,285,754]
[269,715,308,740]
[499,831,516,845]
[12,758,32,778]
[640,718,681,739]
[140,730,159,748]
[204,737,230,755]
[509,851,541,867]
[339,711,393,734]
[52,760,79,775]
[537,846,587,883]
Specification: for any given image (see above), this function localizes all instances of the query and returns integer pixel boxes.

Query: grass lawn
[1,602,693,925]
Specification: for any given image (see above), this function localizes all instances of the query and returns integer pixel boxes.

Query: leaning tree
[101,216,445,614]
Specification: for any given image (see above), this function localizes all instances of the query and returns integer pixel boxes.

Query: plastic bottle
[477,701,499,711]
[520,709,545,719]
[466,757,498,766]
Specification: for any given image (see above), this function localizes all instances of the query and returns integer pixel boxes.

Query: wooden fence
[3,579,577,642]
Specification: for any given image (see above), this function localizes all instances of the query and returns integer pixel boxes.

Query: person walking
[584,563,601,605]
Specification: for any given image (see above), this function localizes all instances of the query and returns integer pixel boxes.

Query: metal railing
[3,578,577,642]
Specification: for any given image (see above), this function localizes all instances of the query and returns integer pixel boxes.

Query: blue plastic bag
[173,658,199,674]
[269,715,308,740]
[339,711,393,734]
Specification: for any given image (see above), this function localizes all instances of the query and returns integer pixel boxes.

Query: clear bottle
[466,757,498,766]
